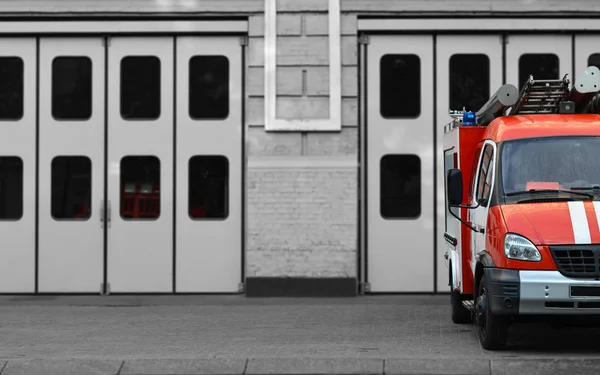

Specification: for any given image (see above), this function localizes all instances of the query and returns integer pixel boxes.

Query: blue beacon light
[462,111,476,126]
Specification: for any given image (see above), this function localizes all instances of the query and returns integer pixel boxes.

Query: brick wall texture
[247,168,357,277]
[246,0,359,278]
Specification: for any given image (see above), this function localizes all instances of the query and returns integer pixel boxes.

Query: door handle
[100,200,104,228]
[107,200,112,228]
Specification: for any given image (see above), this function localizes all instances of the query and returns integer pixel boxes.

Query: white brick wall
[245,2,359,278]
[247,168,357,277]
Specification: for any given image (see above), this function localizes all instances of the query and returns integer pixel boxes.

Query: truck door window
[518,54,559,88]
[444,149,458,233]
[476,145,494,206]
[468,146,482,201]
[449,54,490,112]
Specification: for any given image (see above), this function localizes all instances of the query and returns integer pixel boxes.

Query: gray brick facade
[246,1,359,280]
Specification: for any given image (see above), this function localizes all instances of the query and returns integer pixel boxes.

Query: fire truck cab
[444,66,600,350]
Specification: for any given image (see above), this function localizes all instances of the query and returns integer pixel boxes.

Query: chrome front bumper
[486,268,600,315]
[520,270,600,314]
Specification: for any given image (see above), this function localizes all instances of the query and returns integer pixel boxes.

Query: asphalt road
[1,295,600,374]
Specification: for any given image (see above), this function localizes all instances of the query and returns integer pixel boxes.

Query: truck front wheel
[475,274,509,350]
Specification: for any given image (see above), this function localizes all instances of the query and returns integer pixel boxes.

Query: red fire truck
[444,66,600,349]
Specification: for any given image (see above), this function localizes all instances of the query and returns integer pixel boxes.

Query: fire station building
[0,0,599,296]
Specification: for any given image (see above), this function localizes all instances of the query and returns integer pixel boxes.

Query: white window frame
[264,0,342,131]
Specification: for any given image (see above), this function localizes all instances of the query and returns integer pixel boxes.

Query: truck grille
[549,246,600,278]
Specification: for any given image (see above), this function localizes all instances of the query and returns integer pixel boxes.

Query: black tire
[475,274,509,350]
[451,288,472,324]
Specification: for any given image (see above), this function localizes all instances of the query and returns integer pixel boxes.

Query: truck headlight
[504,233,542,261]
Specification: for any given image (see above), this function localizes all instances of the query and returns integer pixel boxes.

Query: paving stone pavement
[1,295,600,374]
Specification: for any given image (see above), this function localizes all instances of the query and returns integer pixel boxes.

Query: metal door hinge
[100,199,104,229]
[101,282,111,295]
[358,34,370,45]
[239,36,249,46]
[361,282,371,293]
[238,282,245,293]
[105,200,111,228]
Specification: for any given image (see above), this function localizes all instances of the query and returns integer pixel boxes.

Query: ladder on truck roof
[444,65,600,132]
[508,74,570,115]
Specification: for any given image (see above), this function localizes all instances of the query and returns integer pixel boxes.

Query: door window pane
[476,145,494,206]
[449,54,490,112]
[120,156,160,220]
[380,54,420,118]
[588,54,600,71]
[380,154,421,219]
[120,56,160,120]
[0,57,24,120]
[52,56,92,120]
[51,156,92,220]
[518,54,559,88]
[189,156,229,219]
[189,56,229,120]
[468,146,482,201]
[0,156,23,220]
[444,150,458,234]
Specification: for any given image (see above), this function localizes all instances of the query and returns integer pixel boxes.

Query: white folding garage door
[364,32,586,293]
[0,34,244,294]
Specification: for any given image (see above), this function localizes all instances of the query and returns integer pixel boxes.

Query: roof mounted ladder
[508,74,570,115]
[444,66,600,131]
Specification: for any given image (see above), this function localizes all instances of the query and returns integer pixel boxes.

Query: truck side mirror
[447,169,463,206]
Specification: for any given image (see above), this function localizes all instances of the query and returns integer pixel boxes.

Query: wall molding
[358,17,600,32]
[0,20,248,34]
[264,0,342,132]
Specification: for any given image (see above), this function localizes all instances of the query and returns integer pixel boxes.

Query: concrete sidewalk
[1,295,600,374]
[3,358,600,375]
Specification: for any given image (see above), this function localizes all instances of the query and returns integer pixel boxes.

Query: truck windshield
[500,136,600,195]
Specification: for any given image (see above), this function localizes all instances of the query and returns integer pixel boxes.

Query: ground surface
[1,295,600,374]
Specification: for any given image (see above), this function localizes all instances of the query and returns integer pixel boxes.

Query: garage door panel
[435,35,503,293]
[107,37,174,293]
[366,35,435,293]
[175,36,242,293]
[38,37,105,292]
[0,38,36,293]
